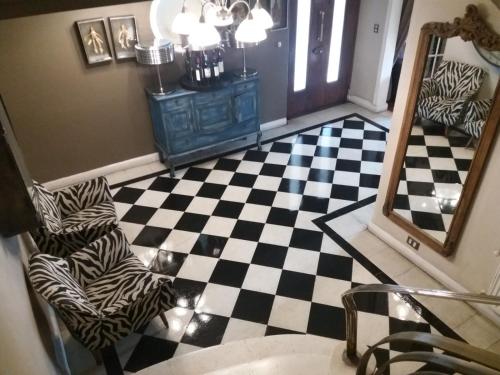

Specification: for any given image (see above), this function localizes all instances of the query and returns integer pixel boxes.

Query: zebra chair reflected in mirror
[30,176,118,257]
[28,228,177,363]
[416,60,486,134]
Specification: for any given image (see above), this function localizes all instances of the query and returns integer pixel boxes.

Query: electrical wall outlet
[407,236,420,250]
[373,23,379,33]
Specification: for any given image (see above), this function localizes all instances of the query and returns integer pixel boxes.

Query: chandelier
[172,0,273,50]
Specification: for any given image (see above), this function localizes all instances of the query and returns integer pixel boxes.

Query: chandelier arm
[228,0,251,14]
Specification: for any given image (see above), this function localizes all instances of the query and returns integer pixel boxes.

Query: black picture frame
[75,18,113,65]
[108,15,138,61]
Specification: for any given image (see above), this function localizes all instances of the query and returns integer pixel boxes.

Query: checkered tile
[393,123,474,243]
[104,115,460,373]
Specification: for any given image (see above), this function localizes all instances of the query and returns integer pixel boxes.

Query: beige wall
[373,0,500,294]
[0,2,158,182]
[0,235,59,374]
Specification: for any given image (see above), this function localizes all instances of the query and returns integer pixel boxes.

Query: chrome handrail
[341,283,500,365]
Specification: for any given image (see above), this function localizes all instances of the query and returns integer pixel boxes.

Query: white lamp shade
[235,18,267,44]
[188,21,221,50]
[172,11,198,35]
[251,7,273,29]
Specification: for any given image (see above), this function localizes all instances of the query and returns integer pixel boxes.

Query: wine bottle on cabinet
[217,48,225,75]
[185,50,194,81]
[194,53,203,83]
[212,49,220,80]
[202,51,212,82]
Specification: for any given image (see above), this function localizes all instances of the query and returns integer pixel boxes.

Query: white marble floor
[106,102,500,352]
[65,103,499,375]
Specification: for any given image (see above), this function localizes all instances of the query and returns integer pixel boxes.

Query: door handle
[312,46,325,55]
[317,10,325,42]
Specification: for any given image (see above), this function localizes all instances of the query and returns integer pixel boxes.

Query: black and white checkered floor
[393,123,474,242]
[105,114,462,373]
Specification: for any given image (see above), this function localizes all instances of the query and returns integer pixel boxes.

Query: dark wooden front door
[287,0,360,119]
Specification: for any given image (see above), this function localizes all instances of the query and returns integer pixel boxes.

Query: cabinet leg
[169,161,175,178]
[257,131,262,151]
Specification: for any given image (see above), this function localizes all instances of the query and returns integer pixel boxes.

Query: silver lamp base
[233,68,258,79]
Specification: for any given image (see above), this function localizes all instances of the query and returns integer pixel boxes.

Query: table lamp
[135,40,175,95]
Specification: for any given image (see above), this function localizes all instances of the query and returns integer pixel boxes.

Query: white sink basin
[137,334,360,375]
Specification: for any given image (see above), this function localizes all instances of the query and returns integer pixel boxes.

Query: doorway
[287,0,360,119]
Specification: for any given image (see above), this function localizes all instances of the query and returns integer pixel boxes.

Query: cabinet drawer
[234,80,257,94]
[196,99,233,134]
[163,107,196,140]
[194,89,232,105]
[170,136,195,154]
[160,96,191,111]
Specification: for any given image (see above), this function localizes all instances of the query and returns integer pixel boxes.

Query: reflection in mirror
[392,36,497,244]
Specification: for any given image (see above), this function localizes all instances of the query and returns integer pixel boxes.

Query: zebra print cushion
[31,181,63,233]
[464,120,485,139]
[464,99,492,123]
[434,60,485,100]
[30,178,118,257]
[419,78,438,100]
[67,226,132,287]
[54,176,113,218]
[417,96,466,127]
[29,228,177,351]
[462,99,492,139]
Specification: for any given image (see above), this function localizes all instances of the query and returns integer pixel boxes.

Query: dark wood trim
[0,0,149,21]
[383,4,500,256]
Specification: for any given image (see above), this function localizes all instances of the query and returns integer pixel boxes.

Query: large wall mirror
[384,5,500,256]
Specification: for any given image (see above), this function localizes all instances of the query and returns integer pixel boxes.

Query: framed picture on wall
[108,15,138,60]
[75,18,113,65]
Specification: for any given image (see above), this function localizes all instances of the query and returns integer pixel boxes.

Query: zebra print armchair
[29,228,177,352]
[416,60,485,127]
[30,177,118,257]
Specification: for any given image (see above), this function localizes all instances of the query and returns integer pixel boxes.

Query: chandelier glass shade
[187,18,222,50]
[234,15,267,44]
[172,10,198,35]
[250,0,273,29]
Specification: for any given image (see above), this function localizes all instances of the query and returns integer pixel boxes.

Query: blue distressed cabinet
[147,75,262,177]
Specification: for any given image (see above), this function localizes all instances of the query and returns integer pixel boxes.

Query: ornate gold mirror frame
[383,5,500,256]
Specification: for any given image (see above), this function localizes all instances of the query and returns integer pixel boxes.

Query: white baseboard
[260,117,287,131]
[44,153,160,190]
[347,95,388,113]
[45,117,288,190]
[368,222,500,326]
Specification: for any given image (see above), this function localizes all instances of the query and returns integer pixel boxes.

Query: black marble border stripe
[110,113,389,189]
[313,196,464,342]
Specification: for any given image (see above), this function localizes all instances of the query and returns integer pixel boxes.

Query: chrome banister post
[340,284,500,366]
[342,292,360,365]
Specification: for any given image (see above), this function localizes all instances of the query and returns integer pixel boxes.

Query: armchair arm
[29,254,100,318]
[102,274,176,319]
[54,176,113,217]
[66,228,132,286]
[418,78,438,100]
